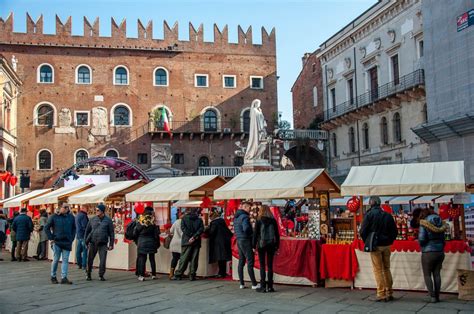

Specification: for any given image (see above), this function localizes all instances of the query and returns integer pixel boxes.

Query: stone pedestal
[240,159,272,173]
[54,126,75,134]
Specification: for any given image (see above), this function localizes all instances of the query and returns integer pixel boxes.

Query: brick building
[0,14,278,189]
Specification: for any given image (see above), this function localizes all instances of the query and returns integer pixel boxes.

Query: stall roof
[126,175,226,202]
[29,184,93,206]
[388,196,418,205]
[3,189,52,208]
[0,192,29,205]
[363,196,393,205]
[173,200,202,208]
[434,195,453,204]
[214,169,340,200]
[330,196,352,206]
[341,161,465,196]
[69,180,143,204]
[412,195,440,204]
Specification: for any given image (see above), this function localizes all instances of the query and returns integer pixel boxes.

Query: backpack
[259,220,276,248]
[125,220,137,241]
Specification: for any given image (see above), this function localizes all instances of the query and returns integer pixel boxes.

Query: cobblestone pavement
[0,252,473,313]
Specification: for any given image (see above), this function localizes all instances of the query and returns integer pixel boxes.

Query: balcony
[198,166,241,178]
[148,120,247,135]
[278,129,328,141]
[323,69,425,122]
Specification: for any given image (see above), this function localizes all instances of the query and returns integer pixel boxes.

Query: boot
[169,267,175,280]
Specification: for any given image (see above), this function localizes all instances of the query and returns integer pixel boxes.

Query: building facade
[413,0,474,183]
[0,14,278,188]
[0,55,21,198]
[318,0,429,182]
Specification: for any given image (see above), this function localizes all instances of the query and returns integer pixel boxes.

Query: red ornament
[439,204,450,220]
[145,201,153,208]
[0,172,9,181]
[346,196,361,213]
[2,172,11,184]
[134,202,145,215]
[200,196,212,209]
[10,176,18,186]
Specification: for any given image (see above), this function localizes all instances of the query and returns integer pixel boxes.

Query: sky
[0,0,375,126]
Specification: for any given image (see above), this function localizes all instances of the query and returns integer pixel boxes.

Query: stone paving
[0,252,473,313]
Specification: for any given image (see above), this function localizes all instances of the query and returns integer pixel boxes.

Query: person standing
[134,207,160,281]
[8,212,19,261]
[34,210,48,260]
[75,206,89,270]
[254,205,280,292]
[419,207,446,303]
[234,202,259,290]
[171,208,204,281]
[12,208,33,262]
[168,211,183,279]
[360,196,398,302]
[44,203,76,284]
[0,214,7,261]
[85,204,114,281]
[206,209,232,278]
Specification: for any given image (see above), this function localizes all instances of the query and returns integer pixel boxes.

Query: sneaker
[60,278,73,285]
[171,275,181,281]
[151,275,157,280]
[267,288,276,293]
[189,274,196,281]
[99,276,106,281]
[256,287,266,293]
[86,274,92,281]
[51,277,58,284]
[430,297,438,303]
[251,283,261,290]
[239,285,246,289]
[138,276,145,281]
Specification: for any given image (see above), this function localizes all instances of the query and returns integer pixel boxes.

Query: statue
[58,108,72,127]
[11,55,17,72]
[91,107,108,136]
[151,143,172,165]
[244,99,268,162]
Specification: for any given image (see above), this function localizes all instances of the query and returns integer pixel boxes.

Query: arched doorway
[5,155,13,198]
[282,144,326,170]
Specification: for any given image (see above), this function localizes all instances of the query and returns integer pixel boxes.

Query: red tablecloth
[354,239,472,253]
[319,243,359,281]
[232,237,321,283]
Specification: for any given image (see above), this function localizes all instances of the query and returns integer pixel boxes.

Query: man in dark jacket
[45,203,76,284]
[360,196,398,302]
[75,206,89,270]
[171,208,204,281]
[8,212,19,261]
[12,208,33,262]
[85,204,114,281]
[233,202,258,289]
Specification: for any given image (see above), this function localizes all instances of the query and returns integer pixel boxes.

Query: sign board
[457,9,474,32]
[453,193,472,204]
[64,175,110,188]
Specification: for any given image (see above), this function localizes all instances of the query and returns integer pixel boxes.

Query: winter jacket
[360,206,398,247]
[12,213,33,242]
[169,219,183,253]
[180,212,204,247]
[254,217,280,249]
[234,209,253,240]
[85,215,115,247]
[75,211,89,240]
[133,214,161,254]
[0,218,7,244]
[45,212,76,251]
[38,215,48,242]
[206,217,233,263]
[418,214,446,253]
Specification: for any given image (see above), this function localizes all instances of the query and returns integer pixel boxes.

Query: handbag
[163,234,173,249]
[364,231,378,252]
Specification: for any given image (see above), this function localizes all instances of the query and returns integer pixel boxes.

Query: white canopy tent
[3,189,52,208]
[341,161,466,196]
[214,169,340,200]
[330,196,352,206]
[69,180,143,204]
[388,196,418,205]
[29,184,93,206]
[434,195,453,204]
[173,200,203,208]
[363,196,393,205]
[0,192,29,205]
[412,195,440,204]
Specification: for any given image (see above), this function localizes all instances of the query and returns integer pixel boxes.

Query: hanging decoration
[307,210,321,239]
[346,196,361,213]
[200,196,212,209]
[134,202,145,215]
[9,175,18,186]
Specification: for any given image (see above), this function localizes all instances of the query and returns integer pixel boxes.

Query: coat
[12,214,33,242]
[206,217,233,263]
[133,215,161,254]
[85,215,115,247]
[180,212,204,247]
[38,215,48,242]
[254,217,280,249]
[233,209,253,240]
[45,212,76,251]
[75,211,89,240]
[360,206,398,247]
[169,219,183,253]
[419,214,446,253]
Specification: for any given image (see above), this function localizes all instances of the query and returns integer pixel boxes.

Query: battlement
[0,13,276,56]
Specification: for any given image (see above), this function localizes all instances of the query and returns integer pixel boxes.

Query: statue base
[54,127,75,134]
[240,160,272,173]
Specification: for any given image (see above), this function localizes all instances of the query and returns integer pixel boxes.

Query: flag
[161,108,171,133]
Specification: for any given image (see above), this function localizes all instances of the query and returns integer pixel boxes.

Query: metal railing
[149,120,247,134]
[198,166,241,177]
[324,69,425,121]
[278,129,328,141]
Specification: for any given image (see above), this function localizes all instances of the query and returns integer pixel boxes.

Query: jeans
[16,240,29,260]
[87,243,108,277]
[174,245,200,278]
[258,246,276,289]
[171,252,181,269]
[76,239,87,268]
[421,251,445,299]
[137,253,156,276]
[370,245,393,299]
[51,244,71,279]
[237,239,257,286]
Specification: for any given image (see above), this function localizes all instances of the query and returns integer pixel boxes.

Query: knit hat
[97,204,106,212]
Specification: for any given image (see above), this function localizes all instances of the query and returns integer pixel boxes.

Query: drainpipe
[324,62,331,170]
[352,39,361,166]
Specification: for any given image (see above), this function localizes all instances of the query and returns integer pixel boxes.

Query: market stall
[341,161,472,293]
[214,169,340,286]
[126,175,227,277]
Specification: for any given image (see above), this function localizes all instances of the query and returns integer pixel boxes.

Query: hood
[420,214,447,234]
[234,209,248,219]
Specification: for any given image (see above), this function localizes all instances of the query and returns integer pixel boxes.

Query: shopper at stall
[134,206,160,282]
[45,203,76,284]
[234,201,259,290]
[205,208,233,278]
[360,196,398,302]
[8,212,19,261]
[34,210,48,260]
[85,204,115,281]
[418,207,446,303]
[168,210,183,279]
[0,214,7,261]
[254,205,280,292]
[75,206,89,270]
[171,207,204,281]
[12,208,33,262]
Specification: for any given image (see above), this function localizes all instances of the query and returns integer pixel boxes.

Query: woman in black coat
[134,207,161,281]
[206,210,233,278]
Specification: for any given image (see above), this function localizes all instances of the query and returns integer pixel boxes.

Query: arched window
[38,64,53,83]
[332,133,337,157]
[155,107,172,130]
[154,68,168,86]
[199,156,209,167]
[393,112,402,143]
[362,123,369,150]
[77,65,91,84]
[381,117,389,145]
[114,66,128,85]
[242,109,250,133]
[105,149,119,158]
[75,149,89,163]
[234,156,244,167]
[37,104,54,126]
[349,127,356,153]
[38,150,52,170]
[203,110,218,132]
[113,105,130,126]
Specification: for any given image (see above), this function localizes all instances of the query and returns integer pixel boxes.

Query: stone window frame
[152,104,174,130]
[240,107,251,133]
[198,155,210,167]
[113,65,130,86]
[222,75,237,89]
[392,112,402,143]
[110,103,133,127]
[312,86,318,108]
[37,63,54,84]
[173,153,185,165]
[362,122,370,150]
[380,116,389,145]
[37,149,53,171]
[194,74,209,88]
[74,110,90,127]
[33,101,57,127]
[249,75,264,90]
[105,149,119,158]
[75,64,93,85]
[348,126,356,153]
[74,148,90,164]
[153,67,169,87]
[200,106,221,132]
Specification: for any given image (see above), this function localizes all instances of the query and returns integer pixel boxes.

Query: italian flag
[161,108,171,133]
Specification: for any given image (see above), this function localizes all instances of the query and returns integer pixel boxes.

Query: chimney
[302,52,311,68]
